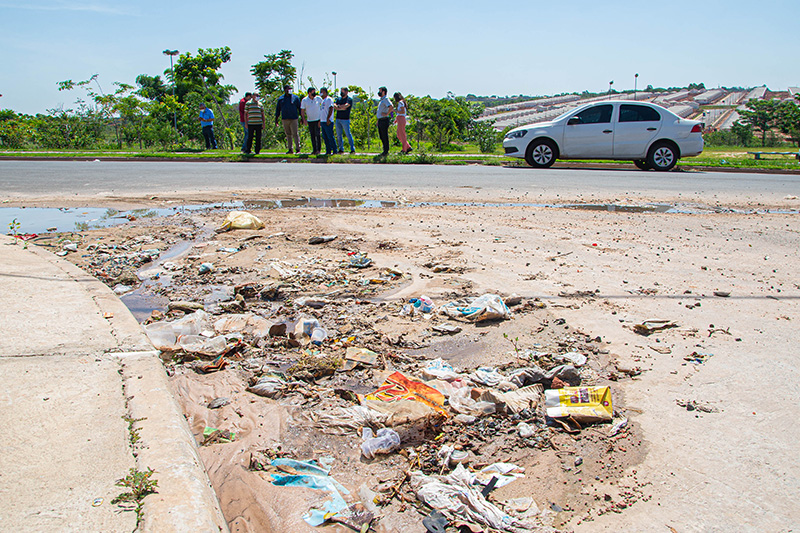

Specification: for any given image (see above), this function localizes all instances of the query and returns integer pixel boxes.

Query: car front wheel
[647,142,678,171]
[525,139,557,168]
[633,159,652,171]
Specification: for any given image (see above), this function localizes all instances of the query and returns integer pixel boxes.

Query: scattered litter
[553,352,587,367]
[422,358,460,381]
[198,262,214,274]
[216,211,264,232]
[345,347,378,366]
[195,354,228,373]
[202,426,236,445]
[609,417,628,437]
[361,427,401,459]
[517,422,535,438]
[470,366,505,388]
[633,319,678,336]
[247,374,286,398]
[545,386,613,424]
[509,364,581,388]
[363,371,448,415]
[308,235,337,245]
[328,502,374,531]
[684,352,714,364]
[431,323,462,335]
[676,399,719,413]
[441,293,510,322]
[347,253,373,268]
[411,464,528,532]
[268,458,349,526]
[207,397,230,409]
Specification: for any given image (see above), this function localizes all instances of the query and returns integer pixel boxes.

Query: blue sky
[1,0,798,114]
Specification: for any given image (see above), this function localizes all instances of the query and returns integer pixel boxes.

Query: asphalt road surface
[1,160,798,206]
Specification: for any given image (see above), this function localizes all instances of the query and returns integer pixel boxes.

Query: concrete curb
[120,352,229,532]
[7,238,229,532]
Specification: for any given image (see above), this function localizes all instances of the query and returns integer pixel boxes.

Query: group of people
[198,85,412,156]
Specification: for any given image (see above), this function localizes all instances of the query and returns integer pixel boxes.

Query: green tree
[730,120,754,146]
[172,47,236,148]
[776,98,800,147]
[251,50,296,96]
[739,99,779,147]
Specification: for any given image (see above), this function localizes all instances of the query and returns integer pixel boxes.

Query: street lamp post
[608,80,614,96]
[332,71,337,92]
[163,49,179,143]
[634,73,639,100]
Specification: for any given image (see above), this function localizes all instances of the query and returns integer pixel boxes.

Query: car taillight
[691,124,703,133]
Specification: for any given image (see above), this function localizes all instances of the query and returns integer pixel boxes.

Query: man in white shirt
[300,87,323,155]
[319,87,337,156]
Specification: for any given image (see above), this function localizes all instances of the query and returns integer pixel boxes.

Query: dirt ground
[22,186,800,532]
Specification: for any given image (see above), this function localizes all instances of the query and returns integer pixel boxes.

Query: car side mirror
[567,117,581,126]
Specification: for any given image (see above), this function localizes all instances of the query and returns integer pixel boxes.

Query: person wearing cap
[334,87,355,154]
[198,103,217,149]
[301,87,323,155]
[376,86,394,156]
[319,87,337,156]
[275,84,302,154]
[238,92,252,152]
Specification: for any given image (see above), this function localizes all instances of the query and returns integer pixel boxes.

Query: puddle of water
[562,203,672,213]
[5,199,797,236]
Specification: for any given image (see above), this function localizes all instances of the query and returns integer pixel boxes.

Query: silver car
[502,100,704,171]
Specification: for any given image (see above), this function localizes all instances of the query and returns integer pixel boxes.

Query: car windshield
[553,102,599,122]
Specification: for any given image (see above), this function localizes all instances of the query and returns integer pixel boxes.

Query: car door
[613,104,662,158]
[561,104,614,158]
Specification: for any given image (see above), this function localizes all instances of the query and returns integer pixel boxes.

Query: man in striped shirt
[244,94,266,155]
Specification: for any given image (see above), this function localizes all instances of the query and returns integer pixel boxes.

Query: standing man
[238,92,252,152]
[334,86,355,154]
[319,87,337,156]
[376,86,394,156]
[301,87,323,155]
[275,84,302,154]
[244,93,266,155]
[198,103,217,150]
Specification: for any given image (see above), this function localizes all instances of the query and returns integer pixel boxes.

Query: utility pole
[634,73,639,100]
[163,49,179,144]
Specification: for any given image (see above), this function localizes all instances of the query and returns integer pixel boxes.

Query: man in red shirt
[239,92,252,153]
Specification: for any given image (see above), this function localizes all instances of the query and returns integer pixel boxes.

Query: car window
[573,104,612,124]
[619,104,661,123]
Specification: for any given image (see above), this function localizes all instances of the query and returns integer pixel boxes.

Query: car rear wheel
[633,159,652,171]
[525,139,557,168]
[647,142,678,171]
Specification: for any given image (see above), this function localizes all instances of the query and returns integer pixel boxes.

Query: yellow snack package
[545,386,613,424]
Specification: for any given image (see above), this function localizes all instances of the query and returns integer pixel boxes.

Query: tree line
[705,97,800,148]
[0,48,502,154]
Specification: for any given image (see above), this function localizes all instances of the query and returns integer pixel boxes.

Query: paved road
[1,160,798,205]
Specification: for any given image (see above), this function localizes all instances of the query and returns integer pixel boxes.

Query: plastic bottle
[294,317,320,338]
[310,327,327,345]
[361,428,401,459]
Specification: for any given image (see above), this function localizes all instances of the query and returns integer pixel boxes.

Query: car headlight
[504,130,528,139]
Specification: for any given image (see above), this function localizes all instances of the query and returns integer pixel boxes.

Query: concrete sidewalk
[0,236,227,532]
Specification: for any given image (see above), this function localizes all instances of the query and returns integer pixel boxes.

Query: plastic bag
[545,386,613,424]
[144,310,213,351]
[448,387,496,417]
[216,211,265,232]
[422,358,460,381]
[441,294,510,322]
